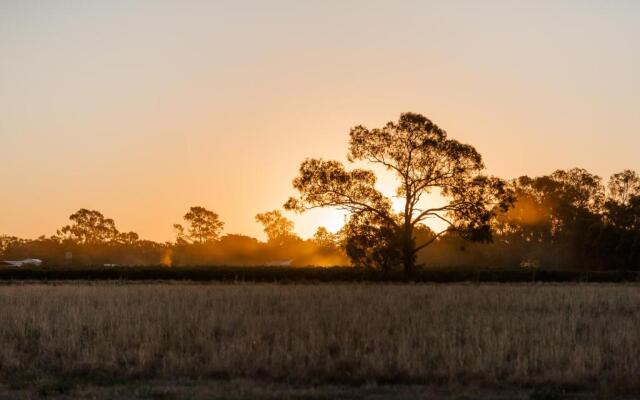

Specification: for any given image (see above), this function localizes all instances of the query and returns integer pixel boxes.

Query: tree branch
[413,229,448,253]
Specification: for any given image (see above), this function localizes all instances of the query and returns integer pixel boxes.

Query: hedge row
[0,266,639,283]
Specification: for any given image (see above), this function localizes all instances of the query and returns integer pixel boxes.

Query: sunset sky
[1,1,639,242]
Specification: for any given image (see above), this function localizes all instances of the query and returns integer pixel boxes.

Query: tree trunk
[402,223,416,274]
[403,186,416,274]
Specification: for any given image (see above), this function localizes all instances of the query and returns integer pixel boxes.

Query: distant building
[0,259,43,267]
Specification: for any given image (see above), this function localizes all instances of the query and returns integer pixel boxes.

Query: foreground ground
[0,282,638,399]
[1,379,637,400]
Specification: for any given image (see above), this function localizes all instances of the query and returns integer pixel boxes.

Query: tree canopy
[174,206,224,244]
[255,210,298,245]
[57,209,119,244]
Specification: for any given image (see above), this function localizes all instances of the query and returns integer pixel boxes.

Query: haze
[1,0,639,241]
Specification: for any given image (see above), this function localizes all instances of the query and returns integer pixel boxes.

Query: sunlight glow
[1,1,638,241]
[293,208,348,239]
[318,209,348,233]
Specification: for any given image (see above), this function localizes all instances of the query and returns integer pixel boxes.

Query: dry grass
[0,283,638,392]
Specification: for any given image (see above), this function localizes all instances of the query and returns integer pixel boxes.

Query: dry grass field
[0,282,639,399]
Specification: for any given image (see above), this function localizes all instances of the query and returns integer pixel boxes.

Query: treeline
[0,208,349,267]
[421,168,640,270]
[3,112,640,272]
[0,266,638,283]
[2,167,640,271]
[280,112,640,272]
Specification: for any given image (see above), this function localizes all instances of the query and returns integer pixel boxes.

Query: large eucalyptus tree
[285,112,513,273]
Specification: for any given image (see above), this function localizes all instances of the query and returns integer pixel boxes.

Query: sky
[1,0,639,242]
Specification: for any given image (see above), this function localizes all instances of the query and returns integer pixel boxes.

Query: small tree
[255,210,297,245]
[608,170,640,206]
[0,235,24,257]
[286,112,513,273]
[312,227,339,248]
[605,170,640,230]
[57,209,119,244]
[115,231,140,246]
[174,206,224,244]
[173,224,190,245]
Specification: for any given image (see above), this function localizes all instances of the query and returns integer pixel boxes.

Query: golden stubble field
[0,283,638,393]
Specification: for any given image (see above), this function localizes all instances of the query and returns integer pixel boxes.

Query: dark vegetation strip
[0,266,639,283]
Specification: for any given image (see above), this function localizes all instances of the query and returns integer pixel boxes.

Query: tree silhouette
[173,224,190,245]
[255,210,297,245]
[286,112,513,272]
[174,206,224,244]
[312,227,339,248]
[0,235,24,256]
[608,170,640,206]
[605,170,640,230]
[549,168,605,214]
[57,209,119,244]
[116,231,140,246]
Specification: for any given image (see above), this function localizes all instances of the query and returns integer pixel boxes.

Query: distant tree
[607,196,640,231]
[493,178,554,242]
[116,231,140,246]
[175,206,224,244]
[255,210,298,245]
[285,112,513,273]
[0,235,24,257]
[608,170,640,205]
[491,169,609,268]
[57,209,119,244]
[605,170,640,230]
[173,224,190,245]
[312,227,339,248]
[549,168,605,214]
[497,169,604,243]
